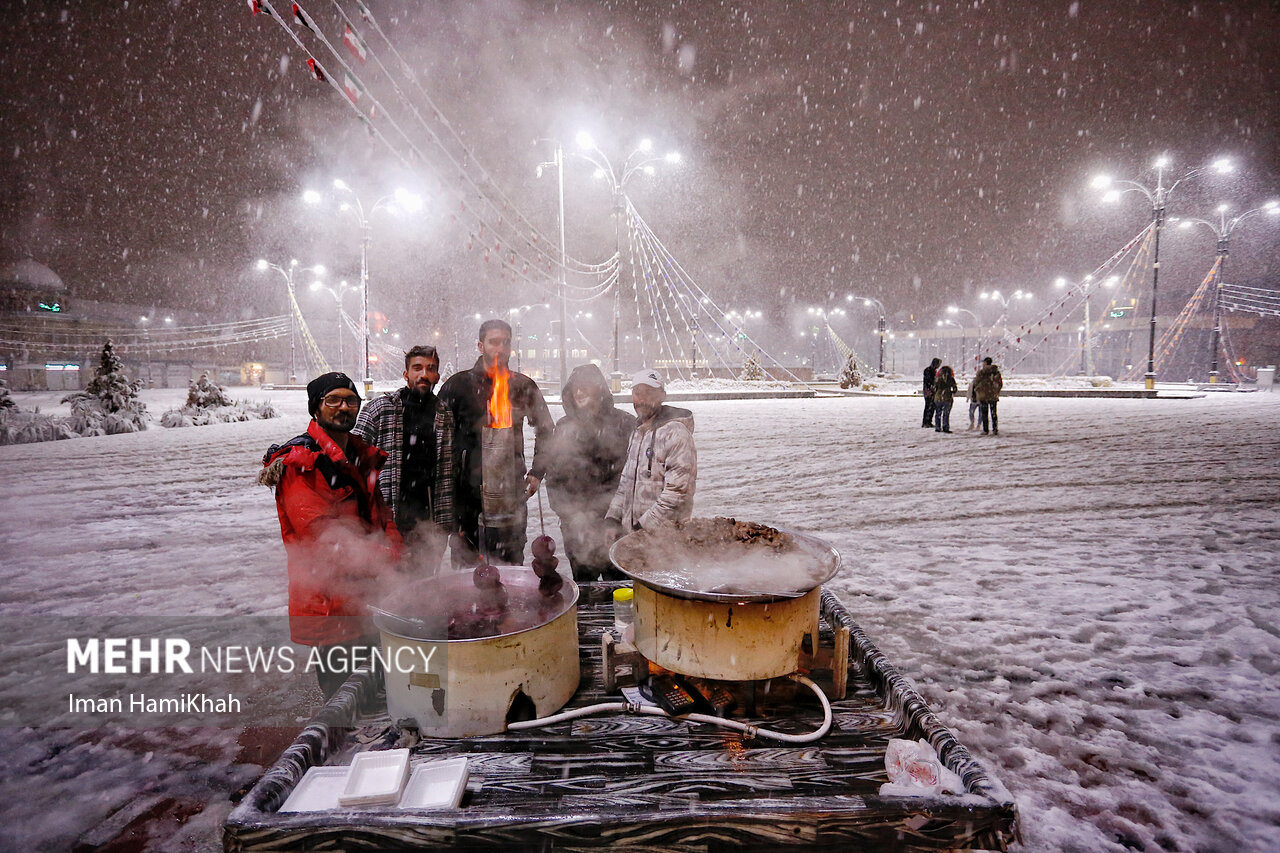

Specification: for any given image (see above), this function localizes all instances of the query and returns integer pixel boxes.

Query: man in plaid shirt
[353,345,450,571]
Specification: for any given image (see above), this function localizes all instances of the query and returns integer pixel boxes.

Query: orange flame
[487,365,512,428]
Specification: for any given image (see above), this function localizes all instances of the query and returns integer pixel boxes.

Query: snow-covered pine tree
[739,352,765,382]
[62,340,147,433]
[838,354,862,390]
[185,373,233,409]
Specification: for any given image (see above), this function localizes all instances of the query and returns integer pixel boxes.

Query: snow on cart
[225,519,1017,851]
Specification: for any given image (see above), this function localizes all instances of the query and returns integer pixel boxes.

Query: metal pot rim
[370,566,579,642]
[608,522,841,603]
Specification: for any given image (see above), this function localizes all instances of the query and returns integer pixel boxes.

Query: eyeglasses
[321,395,362,410]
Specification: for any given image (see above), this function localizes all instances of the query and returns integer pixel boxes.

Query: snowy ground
[2,385,1278,851]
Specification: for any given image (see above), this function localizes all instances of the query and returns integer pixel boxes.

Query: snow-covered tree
[739,352,765,382]
[62,341,147,434]
[838,354,863,390]
[185,373,233,409]
[0,377,15,411]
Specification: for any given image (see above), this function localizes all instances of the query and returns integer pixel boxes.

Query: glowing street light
[946,305,981,372]
[1092,154,1233,388]
[569,132,682,386]
[1174,199,1280,381]
[310,279,361,376]
[304,181,424,392]
[845,294,889,374]
[257,257,326,384]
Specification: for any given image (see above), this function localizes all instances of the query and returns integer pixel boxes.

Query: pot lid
[608,517,841,603]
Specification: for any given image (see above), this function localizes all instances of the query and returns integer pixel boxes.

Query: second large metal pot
[609,518,841,680]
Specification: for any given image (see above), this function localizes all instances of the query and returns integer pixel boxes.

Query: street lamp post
[571,133,681,388]
[1175,200,1280,382]
[946,306,981,374]
[1093,155,1233,389]
[305,181,423,394]
[846,294,888,374]
[536,143,571,385]
[806,305,847,374]
[978,289,1033,335]
[311,279,360,376]
[256,258,325,384]
[936,318,963,367]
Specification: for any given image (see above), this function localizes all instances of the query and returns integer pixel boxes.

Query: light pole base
[363,378,374,396]
[1144,374,1156,391]
[610,371,622,394]
[1208,372,1219,384]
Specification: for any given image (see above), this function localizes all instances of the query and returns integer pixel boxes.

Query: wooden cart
[225,586,1017,851]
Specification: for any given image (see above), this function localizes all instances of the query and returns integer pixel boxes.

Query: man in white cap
[606,368,697,531]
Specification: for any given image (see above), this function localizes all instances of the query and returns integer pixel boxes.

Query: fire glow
[488,366,512,428]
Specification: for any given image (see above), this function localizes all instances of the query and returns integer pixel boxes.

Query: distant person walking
[966,376,979,430]
[973,357,1003,435]
[921,358,941,428]
[932,365,958,433]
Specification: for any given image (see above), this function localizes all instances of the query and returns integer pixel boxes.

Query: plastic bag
[880,738,965,796]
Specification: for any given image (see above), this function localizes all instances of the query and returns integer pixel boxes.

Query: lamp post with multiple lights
[256,258,325,384]
[1092,155,1233,389]
[310,279,361,376]
[1174,200,1280,382]
[568,133,681,387]
[845,294,888,374]
[304,181,423,393]
[945,306,981,374]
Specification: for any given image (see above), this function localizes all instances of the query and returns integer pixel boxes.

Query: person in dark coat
[921,358,941,428]
[932,365,958,433]
[972,357,1003,435]
[546,364,636,581]
[434,319,554,566]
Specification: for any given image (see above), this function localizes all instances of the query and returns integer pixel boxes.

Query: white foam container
[398,757,470,810]
[338,748,411,807]
[279,766,350,812]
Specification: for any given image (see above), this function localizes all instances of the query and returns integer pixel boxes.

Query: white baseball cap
[631,368,664,390]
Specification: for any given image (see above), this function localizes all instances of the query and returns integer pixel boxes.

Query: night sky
[3,0,1278,349]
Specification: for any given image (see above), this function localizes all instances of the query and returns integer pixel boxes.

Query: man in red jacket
[260,372,402,698]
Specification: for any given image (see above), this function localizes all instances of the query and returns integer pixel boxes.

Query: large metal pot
[372,567,580,737]
[609,518,840,680]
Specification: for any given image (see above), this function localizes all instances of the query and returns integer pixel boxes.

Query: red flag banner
[344,25,368,63]
[292,3,316,33]
[342,71,363,103]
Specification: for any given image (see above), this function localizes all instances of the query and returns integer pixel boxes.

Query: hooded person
[606,368,697,532]
[546,363,636,581]
[259,372,402,697]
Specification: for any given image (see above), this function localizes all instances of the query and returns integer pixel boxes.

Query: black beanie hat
[307,372,360,416]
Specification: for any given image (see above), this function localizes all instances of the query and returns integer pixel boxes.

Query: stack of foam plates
[277,751,469,812]
[337,748,411,807]
[398,757,470,810]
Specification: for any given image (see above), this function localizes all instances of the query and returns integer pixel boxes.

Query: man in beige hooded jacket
[607,368,697,531]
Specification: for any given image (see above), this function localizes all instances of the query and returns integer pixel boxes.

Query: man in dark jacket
[547,363,636,581]
[435,319,554,566]
[259,372,402,697]
[922,358,941,428]
[972,357,1003,435]
[353,345,448,571]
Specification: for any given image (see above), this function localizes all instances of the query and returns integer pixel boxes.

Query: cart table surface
[225,584,1017,852]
